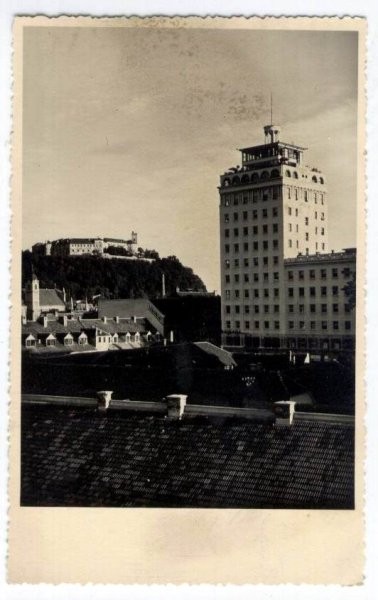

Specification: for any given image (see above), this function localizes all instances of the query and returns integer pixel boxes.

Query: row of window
[221,188,280,206]
[223,207,279,222]
[224,256,279,274]
[287,188,325,203]
[222,170,325,188]
[288,285,342,297]
[288,267,351,280]
[225,288,280,300]
[225,240,280,253]
[226,271,280,284]
[224,320,352,331]
[224,223,279,235]
[225,303,351,315]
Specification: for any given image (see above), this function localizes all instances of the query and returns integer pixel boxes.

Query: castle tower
[219,124,328,349]
[25,270,40,321]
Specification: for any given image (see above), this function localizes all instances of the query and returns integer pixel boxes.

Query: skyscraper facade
[219,124,355,352]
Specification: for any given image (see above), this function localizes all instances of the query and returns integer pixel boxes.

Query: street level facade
[219,124,356,352]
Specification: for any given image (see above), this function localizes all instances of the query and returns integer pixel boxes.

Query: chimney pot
[273,400,296,426]
[97,390,113,411]
[166,394,187,420]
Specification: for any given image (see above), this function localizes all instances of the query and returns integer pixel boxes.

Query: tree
[343,272,356,310]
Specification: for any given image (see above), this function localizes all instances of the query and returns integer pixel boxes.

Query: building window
[310,286,316,297]
[254,289,259,298]
[225,260,230,269]
[299,321,305,329]
[226,321,231,329]
[310,321,316,330]
[288,188,291,199]
[305,217,309,226]
[310,269,315,279]
[273,272,279,281]
[253,242,258,251]
[234,274,239,283]
[224,228,229,238]
[263,224,268,234]
[224,214,229,223]
[321,304,327,313]
[244,242,249,252]
[332,268,338,278]
[234,244,239,253]
[233,212,238,221]
[234,259,239,267]
[254,321,260,329]
[264,289,269,298]
[333,321,339,330]
[299,287,305,297]
[288,304,294,313]
[288,239,292,248]
[263,241,268,250]
[244,305,250,314]
[274,321,280,330]
[253,210,258,219]
[344,303,351,313]
[244,258,249,267]
[321,228,325,236]
[273,256,279,265]
[225,275,230,283]
[273,224,278,234]
[288,207,292,216]
[234,228,239,237]
[263,256,268,266]
[321,269,326,280]
[225,305,230,314]
[235,290,240,299]
[225,244,230,253]
[273,240,279,250]
[273,207,278,217]
[332,286,339,296]
[288,321,294,329]
[235,321,240,330]
[263,272,269,282]
[321,321,328,330]
[253,257,258,266]
[274,305,279,313]
[289,223,292,232]
[310,304,316,313]
[264,305,269,314]
[244,289,249,298]
[253,225,258,235]
[345,321,351,331]
[299,304,305,313]
[243,211,248,221]
[288,288,294,297]
[225,290,230,299]
[305,232,309,241]
[262,209,268,218]
[243,226,248,236]
[264,321,270,329]
[244,273,249,283]
[235,305,240,314]
[321,286,327,297]
[253,273,259,282]
[254,306,260,314]
[299,270,304,280]
[274,288,279,298]
[245,321,250,330]
[295,208,298,216]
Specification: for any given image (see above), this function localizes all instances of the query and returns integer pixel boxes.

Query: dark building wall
[154,296,221,344]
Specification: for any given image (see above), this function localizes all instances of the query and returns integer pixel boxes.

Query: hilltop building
[219,123,356,352]
[32,233,139,257]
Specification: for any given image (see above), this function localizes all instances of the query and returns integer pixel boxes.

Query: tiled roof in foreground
[21,405,354,509]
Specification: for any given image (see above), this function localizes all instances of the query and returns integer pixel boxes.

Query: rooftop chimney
[166,394,187,420]
[115,316,120,324]
[102,316,107,324]
[274,401,296,426]
[97,390,113,411]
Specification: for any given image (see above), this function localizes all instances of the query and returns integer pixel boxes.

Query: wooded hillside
[22,251,206,300]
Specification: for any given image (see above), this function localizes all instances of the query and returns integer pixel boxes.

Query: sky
[22,25,359,293]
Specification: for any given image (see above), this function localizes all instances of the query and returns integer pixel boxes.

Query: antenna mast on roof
[270,92,273,124]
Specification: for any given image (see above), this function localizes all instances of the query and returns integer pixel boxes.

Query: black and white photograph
[18,19,362,513]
